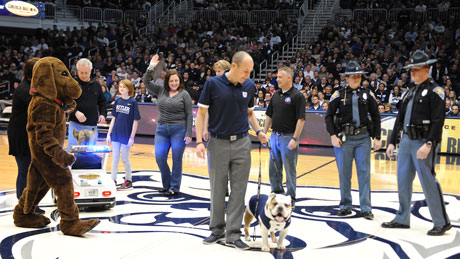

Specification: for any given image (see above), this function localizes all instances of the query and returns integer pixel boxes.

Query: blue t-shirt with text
[111,97,141,144]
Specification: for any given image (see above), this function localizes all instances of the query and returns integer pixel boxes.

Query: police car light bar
[69,145,111,153]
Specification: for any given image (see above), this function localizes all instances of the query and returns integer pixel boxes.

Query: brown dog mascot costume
[13,57,100,236]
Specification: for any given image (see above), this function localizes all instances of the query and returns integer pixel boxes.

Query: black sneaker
[226,239,250,250]
[203,233,225,245]
[361,211,374,220]
[117,180,133,190]
[337,209,352,216]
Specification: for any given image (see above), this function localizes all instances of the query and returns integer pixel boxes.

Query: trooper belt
[353,126,368,135]
[211,132,248,141]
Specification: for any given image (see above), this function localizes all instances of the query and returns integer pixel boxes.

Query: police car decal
[330,91,339,102]
[433,87,445,100]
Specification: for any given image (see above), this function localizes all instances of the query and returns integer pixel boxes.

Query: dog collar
[54,97,64,107]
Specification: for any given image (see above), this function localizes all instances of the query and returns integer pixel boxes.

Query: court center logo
[0,170,459,259]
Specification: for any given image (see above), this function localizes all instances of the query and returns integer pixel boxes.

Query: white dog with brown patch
[243,193,292,252]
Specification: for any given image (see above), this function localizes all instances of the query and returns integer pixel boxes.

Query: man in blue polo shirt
[196,51,268,250]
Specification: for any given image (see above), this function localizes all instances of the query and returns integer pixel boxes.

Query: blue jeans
[340,133,372,212]
[15,154,31,199]
[66,121,98,151]
[111,141,132,182]
[269,133,299,202]
[154,124,186,192]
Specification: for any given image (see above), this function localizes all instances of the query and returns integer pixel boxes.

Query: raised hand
[149,54,160,69]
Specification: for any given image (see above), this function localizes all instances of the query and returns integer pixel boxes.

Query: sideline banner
[136,103,460,154]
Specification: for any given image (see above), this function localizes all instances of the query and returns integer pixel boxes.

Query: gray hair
[76,58,93,70]
[278,67,293,79]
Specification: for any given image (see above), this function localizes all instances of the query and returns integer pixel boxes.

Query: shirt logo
[422,89,428,96]
[242,91,247,98]
[285,97,291,104]
[116,105,131,114]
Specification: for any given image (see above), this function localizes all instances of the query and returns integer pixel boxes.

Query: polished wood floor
[1,134,459,195]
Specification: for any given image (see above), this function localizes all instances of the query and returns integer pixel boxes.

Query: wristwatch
[426,141,433,147]
[291,137,298,142]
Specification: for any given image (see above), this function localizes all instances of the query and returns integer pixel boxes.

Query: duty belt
[405,124,430,140]
[341,123,368,136]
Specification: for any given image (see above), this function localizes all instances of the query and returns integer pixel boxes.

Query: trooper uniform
[382,50,451,236]
[325,61,381,218]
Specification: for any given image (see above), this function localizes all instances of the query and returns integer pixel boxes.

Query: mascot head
[30,57,81,111]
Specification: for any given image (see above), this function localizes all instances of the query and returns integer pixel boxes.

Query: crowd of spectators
[340,0,459,10]
[193,0,306,10]
[0,4,296,107]
[253,8,460,116]
[66,0,160,10]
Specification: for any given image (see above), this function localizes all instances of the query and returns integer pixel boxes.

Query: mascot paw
[63,152,76,167]
[55,152,75,168]
[13,206,51,228]
[60,219,101,236]
[261,245,270,252]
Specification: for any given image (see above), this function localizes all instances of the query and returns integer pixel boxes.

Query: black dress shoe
[158,188,169,193]
[165,190,180,196]
[337,209,352,216]
[361,211,374,220]
[381,220,410,229]
[427,223,452,236]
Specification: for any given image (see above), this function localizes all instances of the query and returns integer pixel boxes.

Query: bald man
[196,51,268,250]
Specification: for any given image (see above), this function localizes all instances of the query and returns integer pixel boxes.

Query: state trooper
[382,50,451,236]
[325,61,382,220]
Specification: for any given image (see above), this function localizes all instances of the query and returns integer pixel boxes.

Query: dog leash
[267,141,279,173]
[252,143,263,241]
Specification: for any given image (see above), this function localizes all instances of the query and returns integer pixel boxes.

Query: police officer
[325,61,382,220]
[382,50,451,236]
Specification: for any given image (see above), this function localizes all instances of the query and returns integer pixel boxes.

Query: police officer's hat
[403,50,437,70]
[340,61,367,76]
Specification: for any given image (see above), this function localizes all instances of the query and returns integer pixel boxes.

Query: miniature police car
[52,145,116,210]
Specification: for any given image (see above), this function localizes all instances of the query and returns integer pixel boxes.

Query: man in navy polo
[196,51,268,250]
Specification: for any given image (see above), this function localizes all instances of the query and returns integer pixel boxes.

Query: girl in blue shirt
[107,79,141,190]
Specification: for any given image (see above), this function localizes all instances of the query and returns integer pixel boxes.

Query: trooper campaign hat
[341,61,367,76]
[403,50,437,70]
